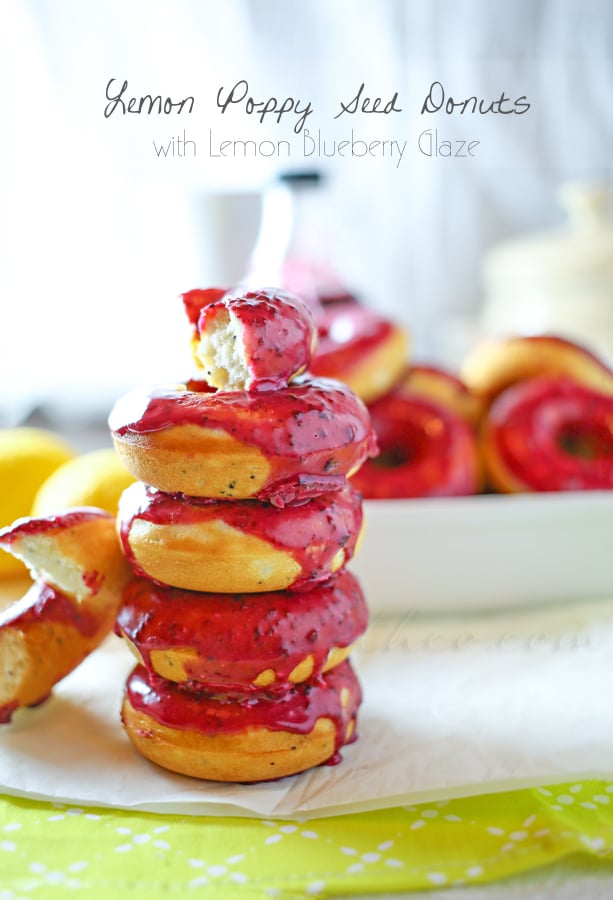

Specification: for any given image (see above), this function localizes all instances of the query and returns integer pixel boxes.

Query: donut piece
[351,390,480,499]
[482,376,613,493]
[181,287,227,328]
[115,569,368,690]
[117,481,363,593]
[462,335,613,402]
[108,375,377,506]
[310,299,409,404]
[0,509,132,723]
[121,660,361,782]
[185,287,317,391]
[402,365,485,427]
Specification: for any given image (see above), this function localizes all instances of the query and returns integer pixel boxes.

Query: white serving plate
[351,492,613,614]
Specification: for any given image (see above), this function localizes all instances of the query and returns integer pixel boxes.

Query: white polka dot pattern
[0,779,612,897]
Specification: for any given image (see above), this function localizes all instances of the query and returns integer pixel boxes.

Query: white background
[0,0,612,422]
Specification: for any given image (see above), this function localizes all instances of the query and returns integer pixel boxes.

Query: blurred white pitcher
[185,190,264,287]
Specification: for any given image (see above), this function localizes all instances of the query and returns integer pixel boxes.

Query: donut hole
[352,393,479,498]
[195,308,249,390]
[557,420,613,461]
[370,418,427,470]
[373,446,411,468]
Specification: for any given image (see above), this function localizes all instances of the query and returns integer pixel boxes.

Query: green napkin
[2,779,612,898]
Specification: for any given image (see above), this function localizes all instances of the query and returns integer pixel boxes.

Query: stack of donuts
[302,293,613,495]
[108,288,377,782]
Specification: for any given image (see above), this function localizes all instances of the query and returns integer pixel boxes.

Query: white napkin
[2,594,613,819]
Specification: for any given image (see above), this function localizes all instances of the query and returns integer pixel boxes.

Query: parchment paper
[2,594,613,819]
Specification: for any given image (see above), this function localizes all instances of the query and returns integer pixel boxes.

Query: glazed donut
[117,481,363,593]
[310,299,409,404]
[181,286,227,328]
[115,569,367,690]
[108,375,377,507]
[402,365,485,428]
[0,509,132,723]
[182,287,317,391]
[351,390,480,499]
[482,376,613,493]
[121,659,361,782]
[462,335,613,402]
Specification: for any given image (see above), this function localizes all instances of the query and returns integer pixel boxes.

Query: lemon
[32,447,136,517]
[0,427,76,578]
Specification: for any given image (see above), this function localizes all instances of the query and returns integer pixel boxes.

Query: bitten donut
[402,365,485,427]
[116,569,368,690]
[121,659,361,782]
[310,298,409,404]
[118,481,363,593]
[109,375,377,507]
[0,509,132,723]
[482,376,613,493]
[351,390,480,499]
[182,287,317,391]
[462,335,613,402]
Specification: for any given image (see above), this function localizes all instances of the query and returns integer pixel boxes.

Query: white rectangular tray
[351,492,613,614]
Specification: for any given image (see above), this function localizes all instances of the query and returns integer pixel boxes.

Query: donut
[402,365,485,427]
[108,375,377,507]
[121,659,361,782]
[181,286,227,328]
[0,509,132,723]
[310,299,409,404]
[182,287,317,391]
[115,569,368,690]
[482,376,613,492]
[462,335,613,403]
[351,389,480,499]
[118,481,363,593]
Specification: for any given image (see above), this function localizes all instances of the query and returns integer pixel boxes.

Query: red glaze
[197,288,317,391]
[118,481,363,591]
[351,392,480,499]
[115,569,368,690]
[108,376,378,506]
[310,300,395,380]
[82,570,104,595]
[0,508,112,547]
[180,287,228,328]
[486,376,613,491]
[0,580,101,637]
[0,701,18,725]
[124,659,361,755]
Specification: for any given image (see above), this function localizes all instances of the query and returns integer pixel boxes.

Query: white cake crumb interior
[196,308,250,390]
[9,534,90,603]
